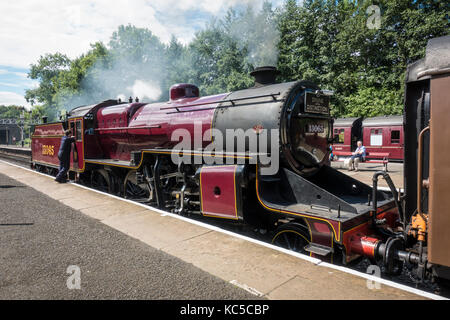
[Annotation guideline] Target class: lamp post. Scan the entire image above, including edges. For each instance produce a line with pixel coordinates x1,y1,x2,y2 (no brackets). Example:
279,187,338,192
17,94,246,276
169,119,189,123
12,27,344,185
19,112,24,147
27,110,32,147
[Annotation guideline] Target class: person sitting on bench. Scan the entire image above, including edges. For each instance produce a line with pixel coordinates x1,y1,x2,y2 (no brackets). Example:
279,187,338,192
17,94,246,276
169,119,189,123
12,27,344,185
348,140,366,171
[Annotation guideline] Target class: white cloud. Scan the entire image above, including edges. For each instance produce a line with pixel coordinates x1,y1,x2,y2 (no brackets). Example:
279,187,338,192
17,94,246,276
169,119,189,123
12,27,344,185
0,91,32,109
0,0,284,109
0,0,275,69
0,82,21,88
11,71,29,78
0,69,29,78
0,67,39,91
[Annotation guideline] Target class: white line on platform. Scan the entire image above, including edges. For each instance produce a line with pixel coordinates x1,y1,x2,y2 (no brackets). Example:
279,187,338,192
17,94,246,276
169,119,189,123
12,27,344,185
0,159,445,300
229,280,264,297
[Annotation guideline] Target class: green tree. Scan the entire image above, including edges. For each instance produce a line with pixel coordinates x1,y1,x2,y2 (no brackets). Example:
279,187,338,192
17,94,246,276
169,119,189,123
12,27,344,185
277,0,449,117
277,0,301,81
26,1,449,119
0,105,26,119
53,42,109,109
189,18,253,95
25,53,71,107
162,36,196,100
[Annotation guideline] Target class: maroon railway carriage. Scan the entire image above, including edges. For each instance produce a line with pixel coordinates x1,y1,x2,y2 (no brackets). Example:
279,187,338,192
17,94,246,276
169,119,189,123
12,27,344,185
362,116,404,161
331,117,363,157
331,115,404,162
31,66,402,270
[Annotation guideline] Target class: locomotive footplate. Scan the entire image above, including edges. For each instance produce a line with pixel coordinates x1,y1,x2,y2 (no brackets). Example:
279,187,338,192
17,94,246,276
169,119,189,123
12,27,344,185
257,165,399,262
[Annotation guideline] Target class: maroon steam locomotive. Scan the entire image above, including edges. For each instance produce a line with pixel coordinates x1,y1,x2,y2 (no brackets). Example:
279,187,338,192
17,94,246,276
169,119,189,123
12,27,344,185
31,43,450,284
31,66,399,267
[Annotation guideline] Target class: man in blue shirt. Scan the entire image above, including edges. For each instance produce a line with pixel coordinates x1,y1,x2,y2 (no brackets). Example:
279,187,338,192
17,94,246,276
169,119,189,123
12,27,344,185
55,130,75,183
348,140,366,171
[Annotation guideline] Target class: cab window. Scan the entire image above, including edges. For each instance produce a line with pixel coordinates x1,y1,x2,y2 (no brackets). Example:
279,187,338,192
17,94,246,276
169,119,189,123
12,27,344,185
76,121,82,141
70,122,75,137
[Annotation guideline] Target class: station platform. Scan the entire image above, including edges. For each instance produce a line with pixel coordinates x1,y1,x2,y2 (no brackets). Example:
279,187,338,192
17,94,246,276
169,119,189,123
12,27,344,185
0,144,30,150
331,161,403,189
0,145,31,163
0,160,437,300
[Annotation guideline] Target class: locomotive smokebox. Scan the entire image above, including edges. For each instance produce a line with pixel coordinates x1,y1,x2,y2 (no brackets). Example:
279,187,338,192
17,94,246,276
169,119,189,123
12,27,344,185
250,66,280,87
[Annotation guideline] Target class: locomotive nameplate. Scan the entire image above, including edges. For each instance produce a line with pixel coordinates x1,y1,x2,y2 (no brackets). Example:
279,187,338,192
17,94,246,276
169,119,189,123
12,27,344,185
304,92,329,114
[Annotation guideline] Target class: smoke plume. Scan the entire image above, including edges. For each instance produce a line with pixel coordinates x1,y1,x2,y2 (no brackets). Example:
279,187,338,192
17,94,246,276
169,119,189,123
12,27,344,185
57,2,281,113
227,3,280,66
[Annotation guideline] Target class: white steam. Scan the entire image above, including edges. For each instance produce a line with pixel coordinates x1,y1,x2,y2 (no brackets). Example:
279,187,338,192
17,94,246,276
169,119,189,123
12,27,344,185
228,3,280,66
127,80,162,101
57,3,280,113
116,94,126,102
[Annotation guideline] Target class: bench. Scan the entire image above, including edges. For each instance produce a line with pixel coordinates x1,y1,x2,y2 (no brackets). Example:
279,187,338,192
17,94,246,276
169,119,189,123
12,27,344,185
363,152,390,172
332,151,390,172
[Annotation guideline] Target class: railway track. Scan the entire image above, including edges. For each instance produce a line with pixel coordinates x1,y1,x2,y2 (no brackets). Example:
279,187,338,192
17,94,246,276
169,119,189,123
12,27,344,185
0,148,448,299
0,147,31,166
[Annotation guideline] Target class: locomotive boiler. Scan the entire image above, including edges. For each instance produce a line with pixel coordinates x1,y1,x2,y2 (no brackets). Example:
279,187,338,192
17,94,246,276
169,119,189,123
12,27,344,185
32,66,403,272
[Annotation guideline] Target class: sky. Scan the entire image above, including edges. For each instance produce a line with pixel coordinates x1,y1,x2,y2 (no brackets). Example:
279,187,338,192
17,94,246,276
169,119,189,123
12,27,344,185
0,0,284,109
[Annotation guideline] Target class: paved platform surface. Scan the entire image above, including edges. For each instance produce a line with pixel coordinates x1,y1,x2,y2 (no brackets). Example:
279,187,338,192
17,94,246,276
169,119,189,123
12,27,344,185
0,161,425,299
0,173,258,300
331,161,403,189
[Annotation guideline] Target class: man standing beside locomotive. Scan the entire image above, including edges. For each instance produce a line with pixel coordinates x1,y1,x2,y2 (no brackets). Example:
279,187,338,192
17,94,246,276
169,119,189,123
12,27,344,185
348,140,366,171
55,130,75,183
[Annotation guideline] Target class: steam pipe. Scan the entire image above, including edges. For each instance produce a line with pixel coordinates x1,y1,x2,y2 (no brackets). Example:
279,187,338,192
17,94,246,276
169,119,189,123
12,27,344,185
372,171,405,230
153,156,163,208
144,165,155,202
160,92,282,111
417,126,430,220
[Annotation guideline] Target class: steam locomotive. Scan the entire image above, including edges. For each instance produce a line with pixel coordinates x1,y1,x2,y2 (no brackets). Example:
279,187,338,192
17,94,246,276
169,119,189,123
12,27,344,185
31,36,450,284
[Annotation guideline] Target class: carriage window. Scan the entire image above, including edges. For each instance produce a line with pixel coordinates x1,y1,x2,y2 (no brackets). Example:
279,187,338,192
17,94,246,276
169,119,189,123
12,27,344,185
391,130,400,144
333,129,345,144
370,129,383,146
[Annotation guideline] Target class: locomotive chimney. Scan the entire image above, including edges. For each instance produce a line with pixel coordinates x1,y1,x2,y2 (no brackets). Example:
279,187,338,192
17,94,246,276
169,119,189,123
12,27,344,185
250,66,279,87
42,116,48,124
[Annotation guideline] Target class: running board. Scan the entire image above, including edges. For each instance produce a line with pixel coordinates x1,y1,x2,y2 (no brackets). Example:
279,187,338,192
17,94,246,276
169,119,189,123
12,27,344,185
304,243,333,256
